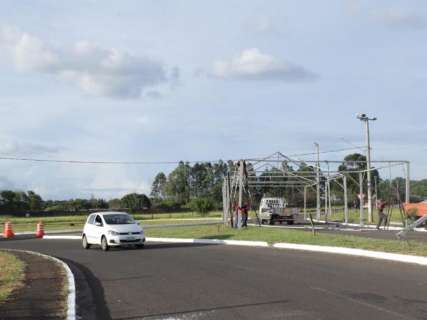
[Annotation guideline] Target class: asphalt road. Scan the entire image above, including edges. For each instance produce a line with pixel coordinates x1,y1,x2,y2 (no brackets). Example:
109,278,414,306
1,238,427,320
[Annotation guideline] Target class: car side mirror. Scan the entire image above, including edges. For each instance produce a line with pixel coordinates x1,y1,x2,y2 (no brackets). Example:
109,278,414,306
95,222,102,227
136,221,141,225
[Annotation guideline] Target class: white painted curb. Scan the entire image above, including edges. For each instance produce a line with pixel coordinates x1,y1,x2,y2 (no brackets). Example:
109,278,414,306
42,234,427,267
146,237,269,247
273,243,427,266
43,235,269,247
4,249,76,320
44,235,81,240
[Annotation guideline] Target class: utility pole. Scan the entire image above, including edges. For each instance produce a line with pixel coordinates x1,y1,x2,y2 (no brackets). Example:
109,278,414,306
237,160,244,229
324,178,328,223
303,186,307,221
328,179,332,217
405,161,410,203
343,175,348,224
315,142,320,220
359,171,364,227
357,113,377,223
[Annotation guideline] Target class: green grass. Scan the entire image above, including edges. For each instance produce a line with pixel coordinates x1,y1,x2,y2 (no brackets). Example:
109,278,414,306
0,251,25,303
0,211,222,232
326,208,407,225
145,224,427,257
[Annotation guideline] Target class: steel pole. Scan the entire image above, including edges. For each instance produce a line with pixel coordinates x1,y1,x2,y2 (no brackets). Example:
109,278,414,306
405,162,410,203
315,143,320,220
359,172,364,227
237,160,244,229
303,186,307,221
343,175,348,224
325,178,329,223
365,120,373,223
222,177,227,225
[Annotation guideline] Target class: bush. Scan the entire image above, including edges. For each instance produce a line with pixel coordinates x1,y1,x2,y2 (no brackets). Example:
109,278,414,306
155,199,182,211
189,197,214,215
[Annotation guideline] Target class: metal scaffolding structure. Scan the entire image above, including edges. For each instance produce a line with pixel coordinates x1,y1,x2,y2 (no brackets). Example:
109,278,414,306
222,152,410,229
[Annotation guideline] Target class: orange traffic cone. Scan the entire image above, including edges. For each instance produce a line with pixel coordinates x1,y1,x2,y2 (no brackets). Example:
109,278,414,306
3,221,15,238
36,221,44,238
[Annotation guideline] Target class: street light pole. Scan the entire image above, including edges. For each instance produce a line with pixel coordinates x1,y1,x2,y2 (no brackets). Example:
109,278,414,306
366,120,374,223
357,113,377,224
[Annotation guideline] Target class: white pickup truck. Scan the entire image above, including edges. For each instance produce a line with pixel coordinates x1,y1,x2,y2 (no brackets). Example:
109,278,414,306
258,197,296,225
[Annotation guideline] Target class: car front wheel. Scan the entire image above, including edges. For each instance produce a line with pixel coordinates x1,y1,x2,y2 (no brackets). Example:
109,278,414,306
101,236,109,251
82,235,90,249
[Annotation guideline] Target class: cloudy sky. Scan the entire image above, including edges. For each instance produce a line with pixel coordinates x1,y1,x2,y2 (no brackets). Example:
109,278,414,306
0,0,426,199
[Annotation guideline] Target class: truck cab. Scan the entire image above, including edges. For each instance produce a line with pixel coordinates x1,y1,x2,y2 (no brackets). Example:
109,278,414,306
259,197,295,225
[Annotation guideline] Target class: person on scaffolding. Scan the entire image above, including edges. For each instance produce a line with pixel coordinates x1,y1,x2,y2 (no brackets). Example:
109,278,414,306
376,199,387,230
241,203,249,228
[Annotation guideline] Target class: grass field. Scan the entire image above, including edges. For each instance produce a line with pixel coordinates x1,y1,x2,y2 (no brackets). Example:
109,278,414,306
300,207,409,225
0,211,222,233
0,251,25,303
145,224,427,257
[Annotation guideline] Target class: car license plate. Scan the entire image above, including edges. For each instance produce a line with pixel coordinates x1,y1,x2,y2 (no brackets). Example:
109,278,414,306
126,236,135,240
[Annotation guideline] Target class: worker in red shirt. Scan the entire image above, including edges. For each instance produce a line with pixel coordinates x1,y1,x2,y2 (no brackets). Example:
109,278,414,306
241,204,249,228
376,199,387,230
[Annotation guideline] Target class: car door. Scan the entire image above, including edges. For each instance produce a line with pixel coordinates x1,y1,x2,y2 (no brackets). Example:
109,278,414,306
84,214,95,243
93,214,104,245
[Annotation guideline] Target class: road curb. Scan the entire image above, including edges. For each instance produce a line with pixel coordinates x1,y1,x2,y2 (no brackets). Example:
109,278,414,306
4,249,76,320
44,235,81,240
41,234,427,267
43,235,270,247
273,243,427,266
146,237,269,247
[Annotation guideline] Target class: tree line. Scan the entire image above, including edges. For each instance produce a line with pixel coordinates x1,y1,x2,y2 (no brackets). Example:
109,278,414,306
1,154,426,215
0,191,152,216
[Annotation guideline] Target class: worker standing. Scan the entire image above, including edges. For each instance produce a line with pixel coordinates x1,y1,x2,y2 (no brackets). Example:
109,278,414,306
376,199,387,230
241,204,249,228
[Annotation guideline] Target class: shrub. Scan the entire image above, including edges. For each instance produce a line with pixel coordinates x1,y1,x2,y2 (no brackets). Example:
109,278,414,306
189,197,214,215
156,199,182,211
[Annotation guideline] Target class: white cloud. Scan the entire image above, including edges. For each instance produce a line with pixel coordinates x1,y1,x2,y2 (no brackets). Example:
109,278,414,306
0,140,61,156
84,167,151,199
373,9,425,29
0,26,177,99
346,2,426,30
0,176,15,190
210,48,316,81
245,16,283,36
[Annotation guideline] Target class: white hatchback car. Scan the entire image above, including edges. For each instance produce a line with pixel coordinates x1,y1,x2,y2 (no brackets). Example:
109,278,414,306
82,211,145,251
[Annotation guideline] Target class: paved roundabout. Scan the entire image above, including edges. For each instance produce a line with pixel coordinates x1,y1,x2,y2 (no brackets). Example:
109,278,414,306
1,237,427,320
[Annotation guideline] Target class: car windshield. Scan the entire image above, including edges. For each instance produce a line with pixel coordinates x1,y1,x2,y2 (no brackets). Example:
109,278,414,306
103,214,135,225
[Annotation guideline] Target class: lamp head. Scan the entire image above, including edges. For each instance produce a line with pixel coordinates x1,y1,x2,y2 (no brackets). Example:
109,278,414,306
356,113,367,120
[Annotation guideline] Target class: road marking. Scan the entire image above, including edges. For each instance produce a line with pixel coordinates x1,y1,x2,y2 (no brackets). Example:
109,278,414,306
44,235,81,240
273,243,427,266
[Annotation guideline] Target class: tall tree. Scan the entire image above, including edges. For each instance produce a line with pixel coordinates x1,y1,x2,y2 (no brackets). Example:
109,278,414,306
27,191,43,211
150,172,167,199
165,161,191,204
338,153,380,201
121,193,151,211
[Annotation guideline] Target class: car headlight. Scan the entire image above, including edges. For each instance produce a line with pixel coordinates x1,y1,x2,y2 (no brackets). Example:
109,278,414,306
108,230,119,236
